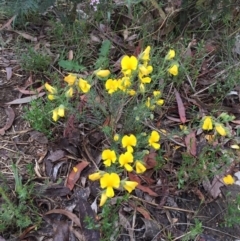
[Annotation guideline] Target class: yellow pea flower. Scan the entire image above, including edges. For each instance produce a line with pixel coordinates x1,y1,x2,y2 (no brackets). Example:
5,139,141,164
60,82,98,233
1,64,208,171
139,83,145,93
52,105,65,122
156,99,164,106
100,173,120,198
64,74,77,86
58,105,65,117
105,79,119,94
230,145,239,149
139,65,153,76
139,73,151,84
148,130,160,150
165,49,175,60
141,46,151,61
79,78,91,93
119,152,134,171
215,123,227,136
223,174,234,185
128,89,136,96
48,94,56,101
122,134,137,153
122,181,138,193
135,161,146,174
113,134,119,141
168,64,178,76
89,172,104,181
65,87,74,98
45,82,57,94
153,91,161,97
52,108,59,122
102,149,117,167
100,192,108,206
202,116,213,131
95,69,111,78
121,55,138,75
146,97,155,110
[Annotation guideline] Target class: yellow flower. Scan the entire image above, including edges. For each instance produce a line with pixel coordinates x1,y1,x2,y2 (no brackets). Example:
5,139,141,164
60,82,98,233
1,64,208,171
119,152,134,171
128,89,136,96
148,131,160,150
95,69,111,78
89,172,103,181
223,174,234,185
65,87,74,98
215,123,227,136
168,64,178,76
139,83,145,92
102,149,117,167
165,49,175,60
156,99,164,106
141,46,151,61
64,74,77,86
52,105,65,122
146,97,155,110
48,94,56,101
230,144,239,149
135,161,146,174
118,77,131,91
58,105,65,117
122,181,138,193
114,134,119,141
100,192,108,206
105,79,119,94
139,73,151,84
153,91,161,97
100,173,120,198
78,78,91,93
139,65,153,76
122,134,137,153
202,116,213,131
45,83,57,94
121,55,138,75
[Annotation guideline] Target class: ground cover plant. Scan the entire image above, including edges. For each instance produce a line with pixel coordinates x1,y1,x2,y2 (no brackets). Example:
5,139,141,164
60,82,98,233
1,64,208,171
1,0,240,240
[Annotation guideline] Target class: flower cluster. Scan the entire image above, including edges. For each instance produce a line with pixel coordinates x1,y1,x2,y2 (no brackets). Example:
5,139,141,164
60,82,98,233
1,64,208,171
97,46,154,95
165,49,179,76
44,74,91,122
88,131,161,206
201,113,234,137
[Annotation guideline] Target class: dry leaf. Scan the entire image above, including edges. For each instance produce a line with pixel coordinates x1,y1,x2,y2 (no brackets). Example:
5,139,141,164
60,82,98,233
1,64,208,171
0,107,15,135
0,15,16,30
185,131,197,156
6,67,12,80
45,209,81,227
68,50,73,60
119,211,134,241
174,88,186,123
14,30,37,42
128,173,158,197
66,161,89,190
17,85,44,95
5,92,45,105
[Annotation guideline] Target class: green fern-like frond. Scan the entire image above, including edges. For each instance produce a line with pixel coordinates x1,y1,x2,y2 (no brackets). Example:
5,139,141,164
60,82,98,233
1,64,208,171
95,40,111,69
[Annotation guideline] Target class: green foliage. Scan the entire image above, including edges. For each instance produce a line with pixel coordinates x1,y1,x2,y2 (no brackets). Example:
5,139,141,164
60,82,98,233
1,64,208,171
0,0,55,16
24,98,53,136
177,146,232,189
20,47,51,73
182,219,203,241
85,196,128,241
224,193,240,227
94,40,111,69
58,59,86,72
0,164,41,234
